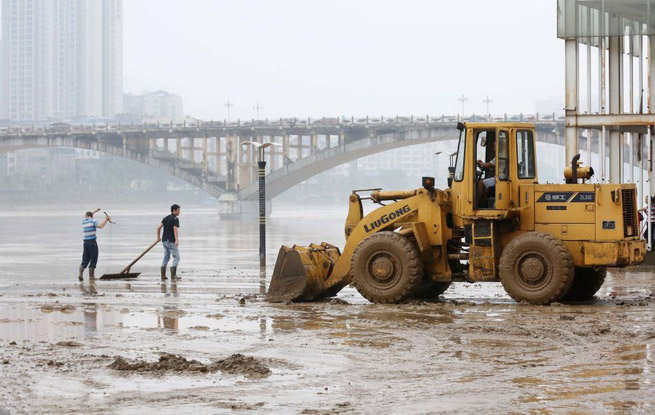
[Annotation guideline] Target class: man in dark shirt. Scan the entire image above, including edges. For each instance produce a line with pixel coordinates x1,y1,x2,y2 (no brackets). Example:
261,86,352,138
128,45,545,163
157,204,181,280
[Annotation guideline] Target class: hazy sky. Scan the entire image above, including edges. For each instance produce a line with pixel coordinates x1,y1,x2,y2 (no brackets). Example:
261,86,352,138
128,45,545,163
124,1,563,120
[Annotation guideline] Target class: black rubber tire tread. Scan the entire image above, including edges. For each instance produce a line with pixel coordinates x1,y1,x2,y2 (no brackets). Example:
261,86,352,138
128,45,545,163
499,232,575,305
351,231,423,303
414,280,452,299
561,267,607,302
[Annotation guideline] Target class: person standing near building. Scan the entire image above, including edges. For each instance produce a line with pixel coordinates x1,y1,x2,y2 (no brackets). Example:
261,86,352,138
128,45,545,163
640,196,655,246
78,208,111,281
157,204,181,280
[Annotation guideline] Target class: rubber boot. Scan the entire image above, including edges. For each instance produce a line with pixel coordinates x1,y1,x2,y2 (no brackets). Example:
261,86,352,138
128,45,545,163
89,268,96,279
78,266,84,281
171,266,180,280
160,266,168,280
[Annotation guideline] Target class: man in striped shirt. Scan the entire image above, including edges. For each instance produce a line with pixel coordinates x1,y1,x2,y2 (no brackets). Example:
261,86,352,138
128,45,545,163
640,196,655,247
78,209,111,281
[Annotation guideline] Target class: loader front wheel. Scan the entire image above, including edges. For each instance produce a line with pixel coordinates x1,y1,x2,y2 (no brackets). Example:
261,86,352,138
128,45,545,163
499,232,574,305
561,267,606,302
351,232,423,303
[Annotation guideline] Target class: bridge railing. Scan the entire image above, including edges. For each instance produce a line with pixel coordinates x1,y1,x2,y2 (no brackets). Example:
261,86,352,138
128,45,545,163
0,113,565,136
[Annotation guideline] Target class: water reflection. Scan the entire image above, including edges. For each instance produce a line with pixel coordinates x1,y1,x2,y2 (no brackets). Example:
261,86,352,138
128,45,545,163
79,279,97,297
78,280,99,336
259,268,266,295
157,307,180,332
82,303,98,335
159,280,179,298
157,279,180,331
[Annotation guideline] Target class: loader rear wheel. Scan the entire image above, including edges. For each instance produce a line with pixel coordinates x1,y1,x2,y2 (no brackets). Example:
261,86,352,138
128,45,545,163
499,232,574,305
562,267,606,302
414,280,451,300
351,232,423,303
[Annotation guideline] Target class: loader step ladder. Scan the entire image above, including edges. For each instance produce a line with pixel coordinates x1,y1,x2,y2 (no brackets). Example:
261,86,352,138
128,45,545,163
467,221,498,282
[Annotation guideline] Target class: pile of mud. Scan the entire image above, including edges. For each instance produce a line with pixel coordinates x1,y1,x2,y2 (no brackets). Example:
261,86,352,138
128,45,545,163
56,341,82,348
110,353,209,373
40,303,75,313
109,353,271,378
213,353,271,378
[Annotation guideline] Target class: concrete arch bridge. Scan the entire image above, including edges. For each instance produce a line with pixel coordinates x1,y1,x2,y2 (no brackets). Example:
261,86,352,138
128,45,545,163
0,116,571,214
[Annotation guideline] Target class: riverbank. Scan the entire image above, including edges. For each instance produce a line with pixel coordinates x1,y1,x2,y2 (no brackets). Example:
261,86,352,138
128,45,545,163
1,266,653,414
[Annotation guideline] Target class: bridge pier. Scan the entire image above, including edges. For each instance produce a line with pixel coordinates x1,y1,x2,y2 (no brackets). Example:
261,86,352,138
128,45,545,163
217,193,272,218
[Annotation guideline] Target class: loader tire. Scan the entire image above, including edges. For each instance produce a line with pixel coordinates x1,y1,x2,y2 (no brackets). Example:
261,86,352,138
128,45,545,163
562,267,606,302
351,232,423,303
499,232,574,305
414,280,451,300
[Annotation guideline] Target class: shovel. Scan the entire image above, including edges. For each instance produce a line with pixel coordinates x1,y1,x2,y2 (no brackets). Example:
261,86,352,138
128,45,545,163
100,240,160,280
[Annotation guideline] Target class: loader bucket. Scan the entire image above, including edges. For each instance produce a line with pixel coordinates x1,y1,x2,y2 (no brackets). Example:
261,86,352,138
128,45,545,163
266,242,343,303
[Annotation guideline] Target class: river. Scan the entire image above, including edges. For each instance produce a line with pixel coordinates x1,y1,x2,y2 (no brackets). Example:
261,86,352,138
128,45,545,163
0,203,349,284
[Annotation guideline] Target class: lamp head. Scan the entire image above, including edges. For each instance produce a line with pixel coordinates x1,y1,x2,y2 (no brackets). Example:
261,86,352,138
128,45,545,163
260,142,282,149
241,141,262,149
241,141,282,149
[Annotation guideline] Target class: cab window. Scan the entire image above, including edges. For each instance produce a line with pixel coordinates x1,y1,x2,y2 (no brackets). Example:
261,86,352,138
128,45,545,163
497,130,509,181
454,129,466,181
475,130,495,180
517,130,535,179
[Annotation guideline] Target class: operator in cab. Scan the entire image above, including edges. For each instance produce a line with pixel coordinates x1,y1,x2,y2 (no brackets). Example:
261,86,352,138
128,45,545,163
476,135,496,208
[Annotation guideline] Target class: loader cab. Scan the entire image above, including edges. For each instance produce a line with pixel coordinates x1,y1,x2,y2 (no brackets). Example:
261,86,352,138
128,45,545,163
474,130,499,209
451,122,537,219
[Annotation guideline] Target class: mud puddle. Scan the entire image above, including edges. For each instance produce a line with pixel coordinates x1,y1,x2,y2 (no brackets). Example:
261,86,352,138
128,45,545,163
0,300,268,343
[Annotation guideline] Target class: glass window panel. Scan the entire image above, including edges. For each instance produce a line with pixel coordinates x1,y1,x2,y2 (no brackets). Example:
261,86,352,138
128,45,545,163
454,129,466,182
558,0,654,39
517,130,536,179
498,130,509,181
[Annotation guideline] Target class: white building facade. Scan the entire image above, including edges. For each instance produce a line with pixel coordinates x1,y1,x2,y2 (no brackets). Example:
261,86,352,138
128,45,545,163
124,90,184,121
1,0,123,122
356,141,455,178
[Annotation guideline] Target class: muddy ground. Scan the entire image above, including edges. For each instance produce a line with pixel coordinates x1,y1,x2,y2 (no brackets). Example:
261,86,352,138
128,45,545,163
1,267,654,415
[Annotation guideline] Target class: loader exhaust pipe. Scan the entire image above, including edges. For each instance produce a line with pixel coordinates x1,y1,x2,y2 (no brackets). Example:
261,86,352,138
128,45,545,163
564,154,594,184
569,154,580,184
564,154,581,184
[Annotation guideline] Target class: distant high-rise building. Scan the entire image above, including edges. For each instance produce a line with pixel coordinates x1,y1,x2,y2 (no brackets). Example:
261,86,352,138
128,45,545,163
124,90,184,121
1,0,123,122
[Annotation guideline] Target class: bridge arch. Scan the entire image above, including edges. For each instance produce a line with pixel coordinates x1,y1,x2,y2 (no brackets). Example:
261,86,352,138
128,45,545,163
238,124,565,200
0,121,567,203
238,128,459,200
0,135,227,198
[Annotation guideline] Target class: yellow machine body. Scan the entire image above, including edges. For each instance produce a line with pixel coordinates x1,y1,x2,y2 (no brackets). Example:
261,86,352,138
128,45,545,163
518,183,643,266
267,122,645,304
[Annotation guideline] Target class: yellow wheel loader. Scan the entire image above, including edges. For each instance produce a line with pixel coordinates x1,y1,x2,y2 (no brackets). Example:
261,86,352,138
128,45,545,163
267,122,645,305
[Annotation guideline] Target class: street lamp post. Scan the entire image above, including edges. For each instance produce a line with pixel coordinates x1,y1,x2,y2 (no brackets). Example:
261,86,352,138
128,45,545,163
224,100,233,122
253,103,263,120
483,96,493,120
458,94,468,119
241,141,282,272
